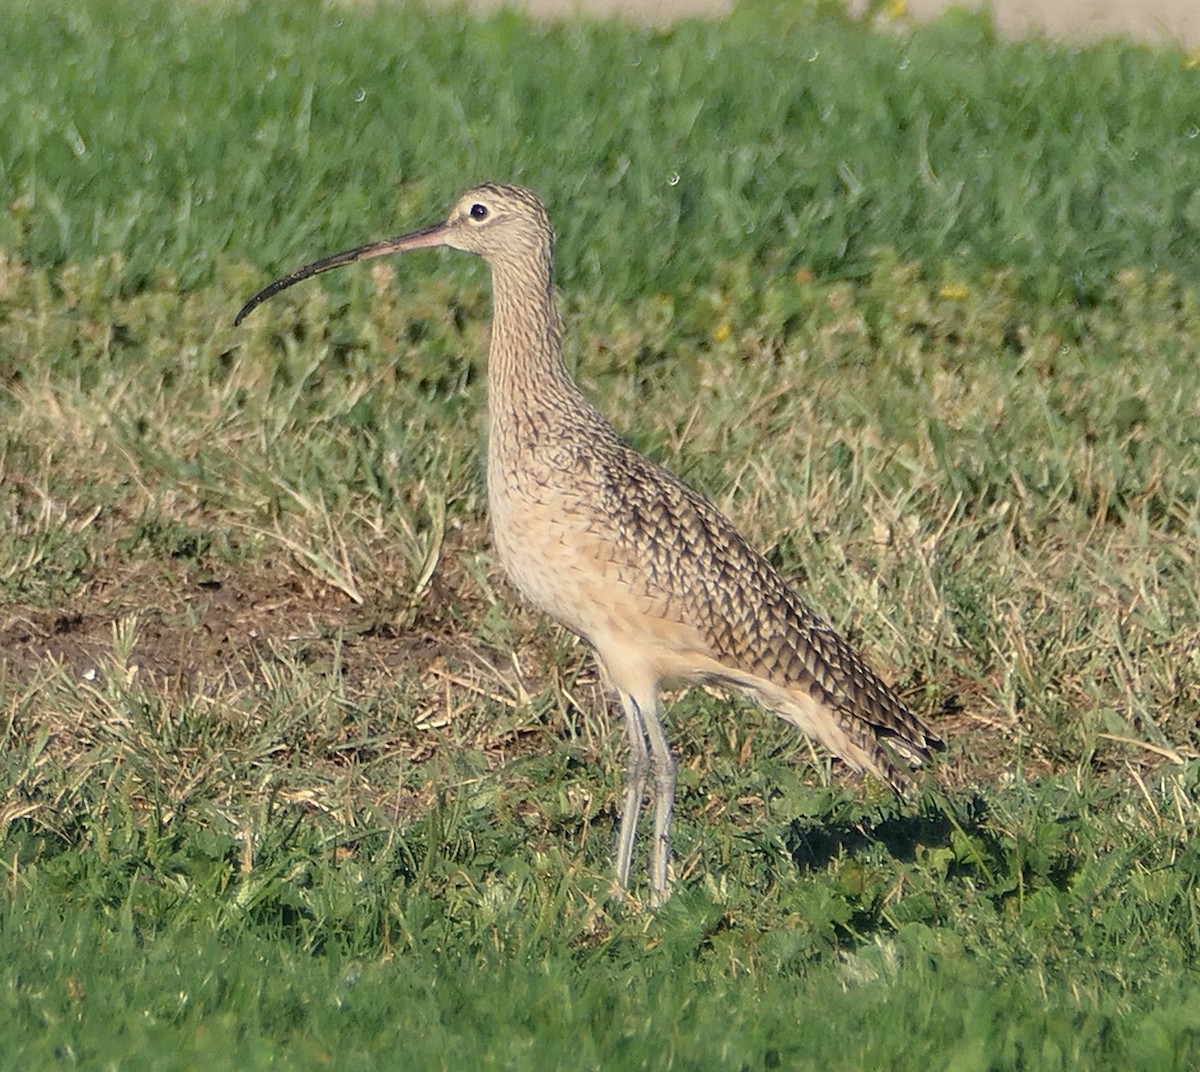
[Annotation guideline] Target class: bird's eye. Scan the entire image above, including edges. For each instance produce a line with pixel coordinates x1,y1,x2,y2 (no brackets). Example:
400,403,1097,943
469,203,489,221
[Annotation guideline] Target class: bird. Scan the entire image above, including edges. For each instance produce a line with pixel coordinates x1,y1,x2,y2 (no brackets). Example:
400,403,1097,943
235,182,943,902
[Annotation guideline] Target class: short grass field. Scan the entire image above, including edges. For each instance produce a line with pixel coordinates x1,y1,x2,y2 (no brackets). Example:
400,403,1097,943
4,0,1200,1066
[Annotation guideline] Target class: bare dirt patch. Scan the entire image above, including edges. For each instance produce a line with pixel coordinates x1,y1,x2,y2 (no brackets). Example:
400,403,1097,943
0,527,530,730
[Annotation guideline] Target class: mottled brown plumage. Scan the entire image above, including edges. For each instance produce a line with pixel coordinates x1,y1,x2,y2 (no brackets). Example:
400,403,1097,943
236,181,943,902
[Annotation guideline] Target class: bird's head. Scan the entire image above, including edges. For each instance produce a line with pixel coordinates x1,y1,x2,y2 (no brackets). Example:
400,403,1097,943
234,182,552,326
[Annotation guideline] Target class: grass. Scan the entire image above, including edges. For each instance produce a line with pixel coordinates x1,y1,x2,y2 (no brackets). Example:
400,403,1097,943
4,0,1200,299
2,0,1200,1066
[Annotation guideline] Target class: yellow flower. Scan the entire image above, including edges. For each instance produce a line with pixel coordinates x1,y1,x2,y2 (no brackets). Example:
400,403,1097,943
886,0,907,18
939,283,969,301
712,320,732,343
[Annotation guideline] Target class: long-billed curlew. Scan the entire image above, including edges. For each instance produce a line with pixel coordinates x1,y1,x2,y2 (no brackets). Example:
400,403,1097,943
236,182,943,901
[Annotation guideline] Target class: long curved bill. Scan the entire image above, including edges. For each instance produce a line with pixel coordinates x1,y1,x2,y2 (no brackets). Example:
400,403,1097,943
233,221,449,326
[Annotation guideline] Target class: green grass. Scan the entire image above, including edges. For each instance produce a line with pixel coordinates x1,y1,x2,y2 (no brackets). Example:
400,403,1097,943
3,0,1200,1066
4,0,1200,299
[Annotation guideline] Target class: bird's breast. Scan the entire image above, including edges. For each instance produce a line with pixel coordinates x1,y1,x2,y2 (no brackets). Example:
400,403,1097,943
487,438,599,623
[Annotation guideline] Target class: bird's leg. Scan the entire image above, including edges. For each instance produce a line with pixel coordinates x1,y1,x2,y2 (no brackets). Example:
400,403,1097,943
615,690,650,889
639,695,677,903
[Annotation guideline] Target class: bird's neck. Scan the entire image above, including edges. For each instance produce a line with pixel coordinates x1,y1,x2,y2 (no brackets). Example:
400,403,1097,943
485,254,588,423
